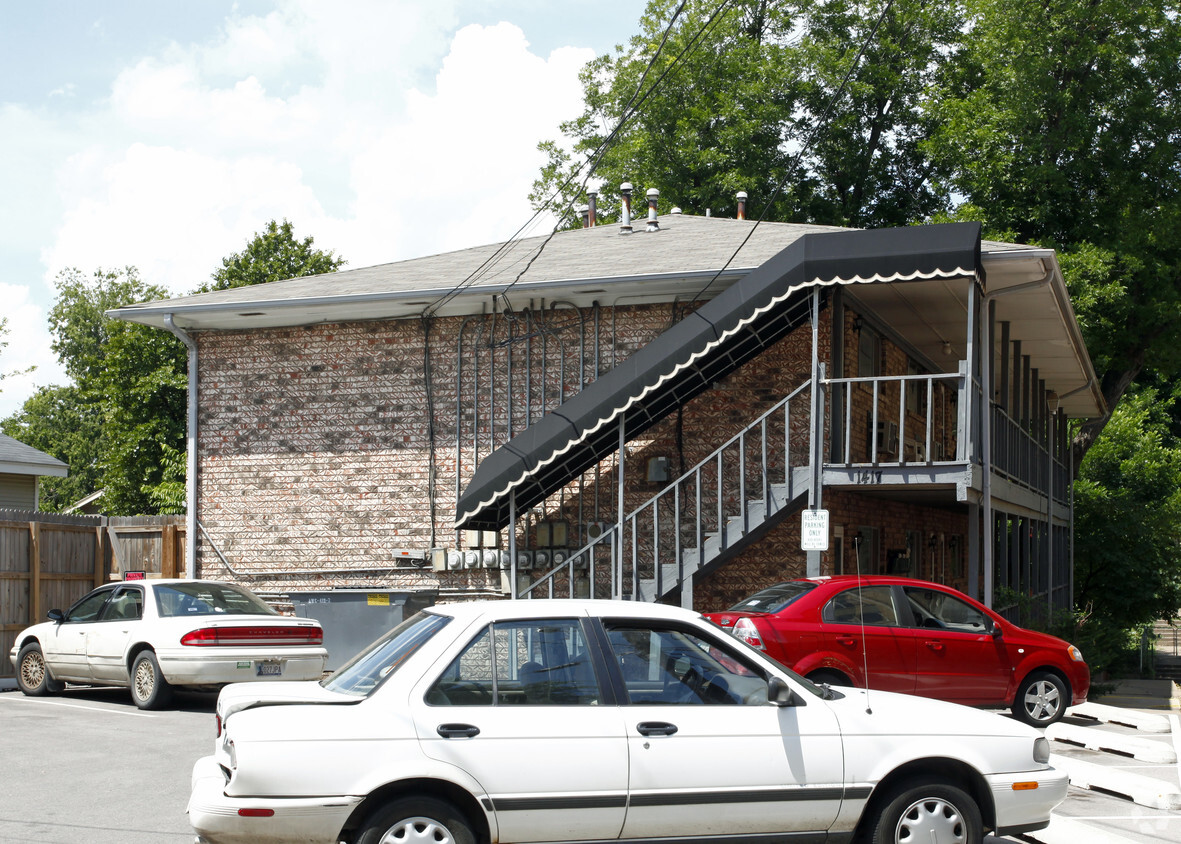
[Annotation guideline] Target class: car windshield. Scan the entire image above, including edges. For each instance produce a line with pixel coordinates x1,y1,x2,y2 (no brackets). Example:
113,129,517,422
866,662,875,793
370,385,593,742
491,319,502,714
322,611,450,697
155,582,278,617
726,581,817,614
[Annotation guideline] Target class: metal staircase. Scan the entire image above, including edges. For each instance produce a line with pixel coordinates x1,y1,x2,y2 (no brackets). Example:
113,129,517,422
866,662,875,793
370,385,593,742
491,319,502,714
520,379,814,606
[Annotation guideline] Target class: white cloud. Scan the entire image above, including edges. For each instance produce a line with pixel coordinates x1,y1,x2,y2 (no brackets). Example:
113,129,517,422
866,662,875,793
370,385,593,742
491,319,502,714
2,0,622,418
0,284,67,417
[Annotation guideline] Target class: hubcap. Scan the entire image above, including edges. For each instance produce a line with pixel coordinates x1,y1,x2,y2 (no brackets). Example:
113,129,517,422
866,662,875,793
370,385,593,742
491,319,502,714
20,652,45,689
134,660,155,701
1024,679,1061,722
895,796,965,844
379,816,455,844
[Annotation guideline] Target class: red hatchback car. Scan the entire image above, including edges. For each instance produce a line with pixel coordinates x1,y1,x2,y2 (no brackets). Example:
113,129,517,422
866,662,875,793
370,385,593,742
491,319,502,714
705,575,1089,726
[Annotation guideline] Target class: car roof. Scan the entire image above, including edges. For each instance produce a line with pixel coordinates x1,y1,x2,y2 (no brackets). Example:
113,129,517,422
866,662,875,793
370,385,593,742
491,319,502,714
425,598,702,625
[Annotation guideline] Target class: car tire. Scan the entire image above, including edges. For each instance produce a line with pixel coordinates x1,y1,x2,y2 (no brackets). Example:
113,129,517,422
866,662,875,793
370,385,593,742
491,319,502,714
867,777,982,844
16,643,64,696
357,796,476,844
1013,670,1069,726
129,650,173,710
806,669,851,687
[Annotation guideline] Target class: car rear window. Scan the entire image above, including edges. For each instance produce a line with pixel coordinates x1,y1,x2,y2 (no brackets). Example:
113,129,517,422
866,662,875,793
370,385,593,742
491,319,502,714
726,581,817,613
155,582,278,617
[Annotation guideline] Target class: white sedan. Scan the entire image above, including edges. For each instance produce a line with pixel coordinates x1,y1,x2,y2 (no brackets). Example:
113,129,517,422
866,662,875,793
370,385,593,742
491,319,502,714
10,579,327,709
189,599,1066,844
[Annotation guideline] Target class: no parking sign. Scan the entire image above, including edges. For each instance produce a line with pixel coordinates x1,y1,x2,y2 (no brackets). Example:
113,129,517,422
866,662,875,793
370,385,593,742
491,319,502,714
800,509,829,551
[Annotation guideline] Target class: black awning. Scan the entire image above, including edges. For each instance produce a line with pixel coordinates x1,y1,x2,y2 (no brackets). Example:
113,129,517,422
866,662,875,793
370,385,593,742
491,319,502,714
455,222,982,530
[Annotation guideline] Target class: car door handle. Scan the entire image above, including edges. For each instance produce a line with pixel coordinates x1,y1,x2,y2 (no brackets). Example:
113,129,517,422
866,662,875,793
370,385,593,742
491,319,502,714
836,636,857,647
924,641,944,651
636,721,678,737
437,723,480,739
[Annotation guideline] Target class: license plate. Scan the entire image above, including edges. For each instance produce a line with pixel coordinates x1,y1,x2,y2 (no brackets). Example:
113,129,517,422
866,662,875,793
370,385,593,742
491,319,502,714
255,660,283,677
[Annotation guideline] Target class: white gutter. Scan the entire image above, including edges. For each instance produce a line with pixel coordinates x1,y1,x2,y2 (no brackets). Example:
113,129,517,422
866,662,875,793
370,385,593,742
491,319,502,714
164,314,198,578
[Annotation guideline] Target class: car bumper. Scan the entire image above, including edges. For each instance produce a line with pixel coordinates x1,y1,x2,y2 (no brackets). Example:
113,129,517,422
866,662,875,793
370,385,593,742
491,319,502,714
157,647,327,685
987,766,1070,835
189,755,360,844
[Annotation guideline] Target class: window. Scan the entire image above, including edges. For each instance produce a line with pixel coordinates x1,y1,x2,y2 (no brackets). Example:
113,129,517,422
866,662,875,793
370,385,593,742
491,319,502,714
154,582,278,617
102,587,143,621
324,612,449,697
66,589,113,623
604,624,768,705
426,618,600,706
858,324,882,378
903,587,989,633
823,586,899,626
906,359,925,415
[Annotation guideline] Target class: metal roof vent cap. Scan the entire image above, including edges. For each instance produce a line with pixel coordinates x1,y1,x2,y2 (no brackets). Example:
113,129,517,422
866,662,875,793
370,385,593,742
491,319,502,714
736,191,748,220
646,188,660,232
620,183,633,234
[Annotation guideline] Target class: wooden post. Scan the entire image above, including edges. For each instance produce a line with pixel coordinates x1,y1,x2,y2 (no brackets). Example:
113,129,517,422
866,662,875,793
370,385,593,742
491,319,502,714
29,521,41,625
95,525,107,588
162,524,178,579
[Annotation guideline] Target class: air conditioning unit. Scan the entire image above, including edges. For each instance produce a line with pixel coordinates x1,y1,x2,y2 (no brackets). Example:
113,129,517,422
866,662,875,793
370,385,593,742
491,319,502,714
875,421,899,455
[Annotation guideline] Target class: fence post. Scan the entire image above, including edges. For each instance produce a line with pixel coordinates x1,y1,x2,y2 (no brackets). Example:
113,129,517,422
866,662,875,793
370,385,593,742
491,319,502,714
163,524,178,578
29,521,41,625
95,523,107,588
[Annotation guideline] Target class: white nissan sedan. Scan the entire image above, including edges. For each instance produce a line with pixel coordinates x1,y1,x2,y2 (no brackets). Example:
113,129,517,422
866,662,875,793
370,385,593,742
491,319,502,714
10,579,327,709
189,599,1066,844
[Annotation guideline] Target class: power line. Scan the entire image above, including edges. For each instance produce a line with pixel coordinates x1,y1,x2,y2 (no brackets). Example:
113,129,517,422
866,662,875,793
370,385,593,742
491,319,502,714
689,0,898,305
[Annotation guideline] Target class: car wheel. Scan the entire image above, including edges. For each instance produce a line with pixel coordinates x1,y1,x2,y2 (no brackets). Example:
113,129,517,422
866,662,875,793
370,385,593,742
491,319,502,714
806,669,851,687
868,778,982,844
1013,670,1068,726
16,643,64,696
358,796,476,844
129,651,173,710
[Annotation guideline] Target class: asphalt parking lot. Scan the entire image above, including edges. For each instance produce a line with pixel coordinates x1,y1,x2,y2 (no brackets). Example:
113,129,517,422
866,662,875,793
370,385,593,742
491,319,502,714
0,679,1178,844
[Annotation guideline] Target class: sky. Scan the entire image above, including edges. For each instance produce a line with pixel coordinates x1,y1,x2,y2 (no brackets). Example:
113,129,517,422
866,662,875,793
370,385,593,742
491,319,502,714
0,0,645,420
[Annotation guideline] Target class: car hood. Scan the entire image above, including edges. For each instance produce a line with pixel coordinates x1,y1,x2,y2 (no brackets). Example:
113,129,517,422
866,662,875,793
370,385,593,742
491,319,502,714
217,679,359,720
820,683,1038,739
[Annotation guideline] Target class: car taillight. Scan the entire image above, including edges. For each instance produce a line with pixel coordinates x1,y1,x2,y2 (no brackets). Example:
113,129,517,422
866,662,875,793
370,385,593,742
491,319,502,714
216,713,222,737
180,626,323,646
733,617,765,650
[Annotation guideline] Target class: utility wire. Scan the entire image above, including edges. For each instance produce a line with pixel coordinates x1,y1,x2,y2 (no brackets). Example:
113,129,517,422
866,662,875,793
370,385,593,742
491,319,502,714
689,0,897,305
422,0,736,319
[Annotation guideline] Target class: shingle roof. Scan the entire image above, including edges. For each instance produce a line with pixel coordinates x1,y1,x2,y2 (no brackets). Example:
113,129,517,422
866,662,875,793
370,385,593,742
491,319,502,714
0,434,69,477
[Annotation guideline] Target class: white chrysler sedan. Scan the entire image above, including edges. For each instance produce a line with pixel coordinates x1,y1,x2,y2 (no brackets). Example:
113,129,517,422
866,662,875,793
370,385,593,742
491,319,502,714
10,579,327,709
190,599,1066,844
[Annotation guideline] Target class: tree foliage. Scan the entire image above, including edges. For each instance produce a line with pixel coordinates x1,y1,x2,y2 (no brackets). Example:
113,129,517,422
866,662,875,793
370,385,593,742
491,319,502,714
1073,390,1181,632
3,221,345,515
0,385,101,512
201,219,345,292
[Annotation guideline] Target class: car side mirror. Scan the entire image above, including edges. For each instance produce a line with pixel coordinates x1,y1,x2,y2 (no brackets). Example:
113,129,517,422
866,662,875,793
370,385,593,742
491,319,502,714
768,676,798,707
48,609,65,623
989,619,1002,638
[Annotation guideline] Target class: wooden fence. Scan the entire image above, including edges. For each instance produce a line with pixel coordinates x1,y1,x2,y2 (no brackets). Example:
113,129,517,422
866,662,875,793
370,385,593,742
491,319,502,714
0,510,185,680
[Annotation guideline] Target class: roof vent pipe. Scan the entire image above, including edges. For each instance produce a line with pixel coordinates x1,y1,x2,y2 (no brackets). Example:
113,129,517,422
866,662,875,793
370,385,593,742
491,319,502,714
736,191,747,220
579,205,590,228
587,189,598,227
646,188,660,232
620,183,633,234
671,207,682,215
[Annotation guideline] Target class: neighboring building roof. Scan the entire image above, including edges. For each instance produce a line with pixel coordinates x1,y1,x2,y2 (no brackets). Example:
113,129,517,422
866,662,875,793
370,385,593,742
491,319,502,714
106,213,1103,418
0,433,69,477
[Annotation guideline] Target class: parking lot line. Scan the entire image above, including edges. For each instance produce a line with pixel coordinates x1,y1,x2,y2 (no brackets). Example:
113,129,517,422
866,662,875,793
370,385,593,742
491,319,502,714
0,693,155,716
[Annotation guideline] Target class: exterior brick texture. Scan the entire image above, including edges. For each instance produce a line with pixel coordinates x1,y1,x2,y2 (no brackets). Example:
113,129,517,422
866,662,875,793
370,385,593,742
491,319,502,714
193,295,972,609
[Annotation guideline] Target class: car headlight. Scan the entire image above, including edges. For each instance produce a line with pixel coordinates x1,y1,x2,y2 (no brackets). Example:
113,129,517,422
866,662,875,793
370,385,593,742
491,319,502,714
1067,645,1084,663
1034,737,1050,764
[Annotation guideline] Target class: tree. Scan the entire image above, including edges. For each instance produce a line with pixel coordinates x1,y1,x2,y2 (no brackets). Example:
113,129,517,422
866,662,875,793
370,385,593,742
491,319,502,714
47,267,187,515
0,315,33,388
532,0,962,230
925,0,1181,469
0,385,102,512
1073,389,1181,638
201,219,346,292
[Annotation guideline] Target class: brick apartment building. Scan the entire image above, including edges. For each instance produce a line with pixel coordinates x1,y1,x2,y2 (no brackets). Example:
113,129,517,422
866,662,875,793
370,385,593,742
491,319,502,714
110,205,1104,619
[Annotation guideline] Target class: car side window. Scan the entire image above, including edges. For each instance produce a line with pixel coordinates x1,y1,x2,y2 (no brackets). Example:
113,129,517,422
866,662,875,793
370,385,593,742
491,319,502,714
425,618,600,706
102,587,143,621
822,586,899,626
604,623,769,706
65,589,114,623
904,587,989,633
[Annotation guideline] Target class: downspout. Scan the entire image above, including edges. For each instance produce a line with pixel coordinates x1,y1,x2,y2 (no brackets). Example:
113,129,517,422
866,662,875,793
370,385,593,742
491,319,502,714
980,269,1054,607
164,314,197,579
